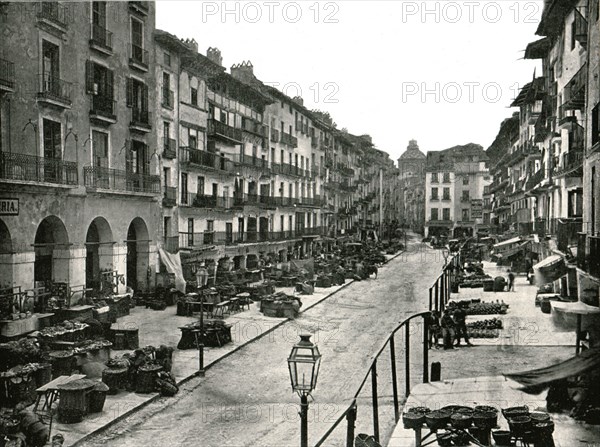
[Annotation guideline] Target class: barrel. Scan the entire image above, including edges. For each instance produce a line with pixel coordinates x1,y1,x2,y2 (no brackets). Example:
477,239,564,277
48,351,75,379
101,367,128,395
57,379,96,424
136,364,162,394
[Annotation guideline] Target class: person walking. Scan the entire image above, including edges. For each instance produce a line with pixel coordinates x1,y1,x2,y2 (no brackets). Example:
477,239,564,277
453,307,473,347
507,269,515,292
440,309,456,350
427,311,441,349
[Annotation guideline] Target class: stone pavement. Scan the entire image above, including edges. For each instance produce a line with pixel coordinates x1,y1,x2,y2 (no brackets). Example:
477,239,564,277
386,260,600,446
50,253,400,446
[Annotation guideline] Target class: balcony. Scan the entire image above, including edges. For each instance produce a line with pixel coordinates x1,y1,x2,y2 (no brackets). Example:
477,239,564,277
164,236,179,253
556,218,582,253
442,195,451,201
577,232,587,271
83,166,160,194
0,153,78,186
163,186,176,207
130,108,151,132
295,196,324,207
90,95,116,124
270,128,279,143
89,24,113,54
241,120,267,138
553,150,583,178
460,196,470,203
574,9,587,49
37,75,72,108
129,2,149,15
207,119,243,143
427,219,453,227
272,162,304,177
280,131,298,148
180,147,235,172
561,63,587,111
163,138,176,159
129,44,149,72
182,193,233,210
311,135,320,149
37,2,69,32
0,59,15,92
233,154,270,170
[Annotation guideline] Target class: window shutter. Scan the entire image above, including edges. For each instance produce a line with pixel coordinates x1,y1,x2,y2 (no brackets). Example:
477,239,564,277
126,78,133,107
107,70,114,99
142,84,148,111
85,60,94,94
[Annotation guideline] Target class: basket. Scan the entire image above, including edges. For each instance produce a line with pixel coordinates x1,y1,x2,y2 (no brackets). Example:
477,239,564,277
136,364,162,394
530,411,551,423
450,412,473,429
102,367,128,394
426,410,451,430
403,412,425,429
508,415,532,435
502,405,529,419
48,351,75,379
492,430,512,446
88,382,109,413
473,410,497,428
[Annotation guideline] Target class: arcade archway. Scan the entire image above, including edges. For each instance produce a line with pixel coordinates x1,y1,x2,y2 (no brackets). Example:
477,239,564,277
126,218,150,291
34,216,69,283
85,217,114,289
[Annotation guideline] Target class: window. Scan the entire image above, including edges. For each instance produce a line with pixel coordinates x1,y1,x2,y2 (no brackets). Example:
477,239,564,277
92,130,108,168
197,176,205,195
86,61,114,106
280,215,284,231
443,172,450,183
431,208,439,221
206,220,214,232
130,17,144,60
42,40,59,85
593,103,600,146
189,132,197,149
462,209,470,222
187,218,194,246
431,172,438,183
571,19,576,50
443,187,450,200
43,119,61,160
462,190,470,202
181,173,188,203
462,176,469,185
431,187,439,200
126,78,148,113
164,52,171,67
163,121,170,141
191,87,198,106
162,72,172,108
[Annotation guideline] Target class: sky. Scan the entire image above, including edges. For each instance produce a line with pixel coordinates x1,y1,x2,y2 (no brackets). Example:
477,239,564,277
156,0,543,161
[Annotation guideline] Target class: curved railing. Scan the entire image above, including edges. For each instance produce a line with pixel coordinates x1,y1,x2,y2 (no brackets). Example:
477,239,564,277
315,254,460,447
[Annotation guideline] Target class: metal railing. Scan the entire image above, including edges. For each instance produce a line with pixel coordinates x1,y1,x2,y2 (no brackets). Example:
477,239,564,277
233,154,270,170
179,147,235,172
271,128,280,143
37,2,69,28
0,58,15,90
38,75,72,105
280,131,298,148
163,186,177,206
163,138,176,159
181,192,233,209
556,218,583,253
316,257,457,446
129,44,149,68
179,227,326,248
83,166,160,194
129,1,149,12
131,108,151,128
0,153,78,185
162,89,174,109
90,24,112,50
90,95,116,119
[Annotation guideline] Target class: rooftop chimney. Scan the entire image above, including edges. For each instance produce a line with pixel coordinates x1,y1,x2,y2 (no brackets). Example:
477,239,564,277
407,139,419,151
206,47,223,66
230,61,255,83
181,38,198,53
292,96,304,107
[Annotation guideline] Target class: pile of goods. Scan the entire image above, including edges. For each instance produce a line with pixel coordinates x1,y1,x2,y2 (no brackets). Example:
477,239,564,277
466,318,503,338
492,406,555,446
71,339,113,355
36,320,89,343
260,292,302,318
448,299,508,316
403,405,501,445
177,320,232,349
0,339,43,370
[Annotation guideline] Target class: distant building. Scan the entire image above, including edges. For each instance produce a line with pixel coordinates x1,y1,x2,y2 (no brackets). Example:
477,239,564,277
424,144,491,239
398,140,426,234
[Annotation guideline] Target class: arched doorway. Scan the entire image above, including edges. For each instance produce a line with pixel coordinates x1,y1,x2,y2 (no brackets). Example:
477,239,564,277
0,219,13,288
126,218,149,291
34,216,69,283
85,217,113,290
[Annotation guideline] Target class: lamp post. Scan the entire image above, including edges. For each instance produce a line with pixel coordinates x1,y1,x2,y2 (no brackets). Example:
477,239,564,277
288,334,321,447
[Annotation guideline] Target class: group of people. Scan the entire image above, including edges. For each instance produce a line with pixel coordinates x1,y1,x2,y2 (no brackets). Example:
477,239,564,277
428,308,473,350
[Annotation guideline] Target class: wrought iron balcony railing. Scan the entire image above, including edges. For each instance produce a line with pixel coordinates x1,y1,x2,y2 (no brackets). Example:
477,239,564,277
0,153,78,185
163,186,177,207
181,192,233,209
37,2,69,29
38,75,72,106
0,58,15,91
83,166,160,194
179,147,235,172
162,89,174,109
129,44,149,69
270,128,280,143
163,138,176,159
130,108,151,129
207,119,243,142
280,131,298,148
90,95,116,120
90,24,112,51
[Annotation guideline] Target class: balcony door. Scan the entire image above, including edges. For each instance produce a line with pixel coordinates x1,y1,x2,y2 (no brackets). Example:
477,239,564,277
42,40,59,93
127,140,149,191
43,119,61,183
92,130,109,188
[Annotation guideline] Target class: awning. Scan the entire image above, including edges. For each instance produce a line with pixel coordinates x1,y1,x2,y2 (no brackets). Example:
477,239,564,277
503,241,530,258
493,236,522,249
533,254,568,283
158,248,186,294
551,300,600,316
504,347,600,392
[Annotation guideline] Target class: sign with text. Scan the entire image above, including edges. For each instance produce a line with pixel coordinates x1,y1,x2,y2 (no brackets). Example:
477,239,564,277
471,199,483,219
0,199,19,216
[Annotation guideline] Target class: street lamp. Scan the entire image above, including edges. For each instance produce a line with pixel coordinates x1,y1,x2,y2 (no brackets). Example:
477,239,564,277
288,334,322,447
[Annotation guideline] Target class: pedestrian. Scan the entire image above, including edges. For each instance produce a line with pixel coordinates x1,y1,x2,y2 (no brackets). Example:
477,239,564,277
507,269,515,292
427,311,441,349
453,307,473,347
440,309,455,350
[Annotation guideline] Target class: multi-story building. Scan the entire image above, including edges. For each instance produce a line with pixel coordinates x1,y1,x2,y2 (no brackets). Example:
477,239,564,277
397,140,426,234
424,144,491,239
0,1,161,295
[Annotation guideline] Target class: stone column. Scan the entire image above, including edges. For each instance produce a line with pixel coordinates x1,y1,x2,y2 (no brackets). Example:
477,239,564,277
113,244,128,294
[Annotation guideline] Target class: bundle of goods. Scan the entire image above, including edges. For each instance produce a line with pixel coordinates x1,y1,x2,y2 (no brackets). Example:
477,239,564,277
0,339,43,371
36,320,89,343
260,292,302,318
0,363,51,407
71,339,113,355
466,318,502,338
497,406,556,446
402,406,431,429
459,274,493,289
447,299,508,316
177,320,232,349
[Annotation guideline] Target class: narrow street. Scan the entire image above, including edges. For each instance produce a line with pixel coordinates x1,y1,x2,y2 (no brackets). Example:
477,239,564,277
79,236,444,447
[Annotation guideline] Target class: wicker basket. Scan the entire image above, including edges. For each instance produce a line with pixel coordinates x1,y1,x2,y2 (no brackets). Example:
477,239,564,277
88,382,109,413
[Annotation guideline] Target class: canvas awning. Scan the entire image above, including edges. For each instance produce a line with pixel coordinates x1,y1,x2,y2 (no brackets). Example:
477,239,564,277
158,248,187,294
533,254,568,283
551,300,600,316
504,347,600,391
493,236,522,249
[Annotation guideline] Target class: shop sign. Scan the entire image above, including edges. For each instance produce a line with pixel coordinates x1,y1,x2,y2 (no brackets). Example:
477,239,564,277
471,199,483,219
0,199,19,216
